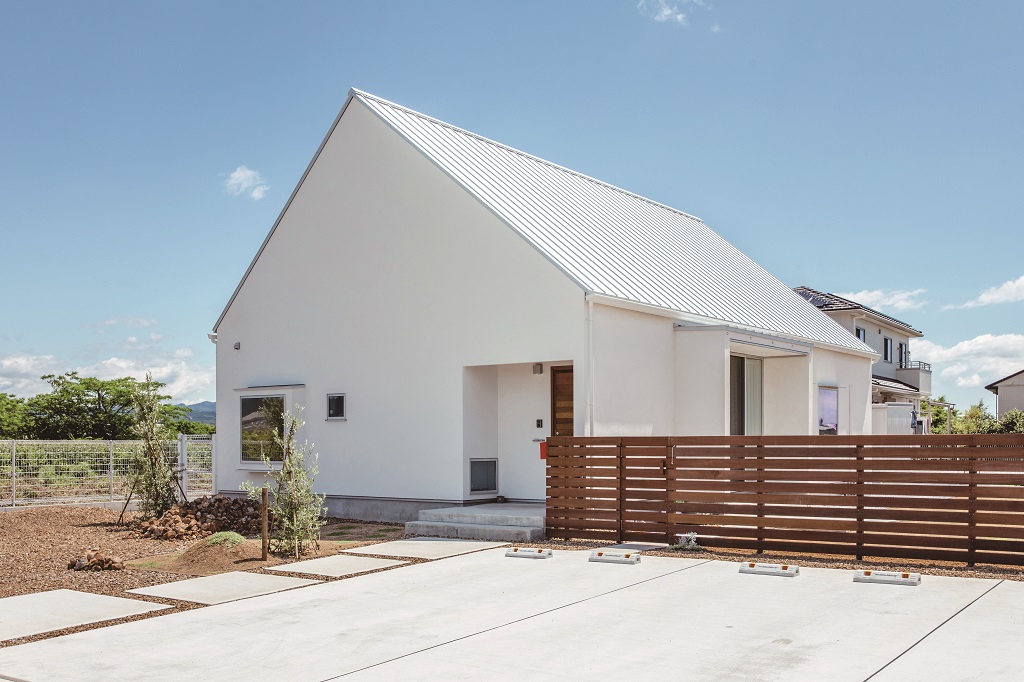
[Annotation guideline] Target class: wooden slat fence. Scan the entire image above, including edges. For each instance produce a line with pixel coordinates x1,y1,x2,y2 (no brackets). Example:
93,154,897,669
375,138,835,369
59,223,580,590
546,435,1024,566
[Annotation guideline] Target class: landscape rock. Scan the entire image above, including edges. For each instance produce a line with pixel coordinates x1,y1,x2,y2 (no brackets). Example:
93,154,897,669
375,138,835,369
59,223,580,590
134,496,265,541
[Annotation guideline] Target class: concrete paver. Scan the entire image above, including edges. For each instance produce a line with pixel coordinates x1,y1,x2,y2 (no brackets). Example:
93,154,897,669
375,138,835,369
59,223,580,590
0,553,1020,681
341,537,507,559
127,571,319,605
0,589,169,642
268,554,407,578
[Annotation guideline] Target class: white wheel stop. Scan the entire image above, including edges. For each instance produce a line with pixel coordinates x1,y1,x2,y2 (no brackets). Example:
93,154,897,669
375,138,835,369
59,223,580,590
589,550,641,564
738,562,800,577
853,570,921,586
505,547,553,559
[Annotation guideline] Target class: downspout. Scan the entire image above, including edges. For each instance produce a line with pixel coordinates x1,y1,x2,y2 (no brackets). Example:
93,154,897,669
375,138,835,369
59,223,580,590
586,296,596,436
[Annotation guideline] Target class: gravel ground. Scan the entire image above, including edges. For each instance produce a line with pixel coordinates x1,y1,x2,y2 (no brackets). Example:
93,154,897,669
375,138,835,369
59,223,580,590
0,505,408,648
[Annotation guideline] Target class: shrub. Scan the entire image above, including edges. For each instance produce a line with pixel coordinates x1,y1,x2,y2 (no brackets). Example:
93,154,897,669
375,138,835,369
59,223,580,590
242,405,326,558
124,375,181,518
206,531,246,549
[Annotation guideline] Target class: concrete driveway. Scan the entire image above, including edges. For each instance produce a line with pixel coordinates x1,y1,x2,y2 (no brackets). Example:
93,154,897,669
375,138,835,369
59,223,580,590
0,549,1020,681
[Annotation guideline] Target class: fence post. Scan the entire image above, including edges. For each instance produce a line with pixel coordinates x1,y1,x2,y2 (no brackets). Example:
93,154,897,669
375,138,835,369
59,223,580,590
617,440,624,543
178,434,188,501
109,441,115,501
855,444,864,561
10,440,15,508
756,441,764,555
967,437,977,567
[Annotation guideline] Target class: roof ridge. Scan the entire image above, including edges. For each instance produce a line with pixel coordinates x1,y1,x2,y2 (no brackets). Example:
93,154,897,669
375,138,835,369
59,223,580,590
351,88,704,224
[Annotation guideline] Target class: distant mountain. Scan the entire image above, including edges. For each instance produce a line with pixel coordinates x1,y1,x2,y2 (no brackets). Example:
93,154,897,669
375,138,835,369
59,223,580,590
176,400,216,425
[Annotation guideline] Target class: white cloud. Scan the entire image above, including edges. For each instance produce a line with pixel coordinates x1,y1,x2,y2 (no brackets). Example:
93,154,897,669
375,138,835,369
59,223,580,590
835,288,927,313
120,333,162,351
95,316,158,328
0,350,214,404
915,334,1024,392
947,275,1024,309
711,24,722,33
0,353,61,395
224,165,269,200
637,0,689,25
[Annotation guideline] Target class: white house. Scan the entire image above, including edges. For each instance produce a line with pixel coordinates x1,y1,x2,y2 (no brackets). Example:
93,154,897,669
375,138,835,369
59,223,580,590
211,89,877,521
987,370,1024,418
794,287,934,434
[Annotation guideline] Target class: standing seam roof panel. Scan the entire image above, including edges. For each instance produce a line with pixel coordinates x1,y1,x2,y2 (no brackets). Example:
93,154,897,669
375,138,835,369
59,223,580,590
354,91,870,352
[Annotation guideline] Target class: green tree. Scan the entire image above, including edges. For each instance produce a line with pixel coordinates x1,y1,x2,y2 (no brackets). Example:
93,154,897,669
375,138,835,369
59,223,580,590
923,397,955,434
954,401,998,434
996,409,1024,434
25,372,187,440
169,419,216,436
0,393,31,438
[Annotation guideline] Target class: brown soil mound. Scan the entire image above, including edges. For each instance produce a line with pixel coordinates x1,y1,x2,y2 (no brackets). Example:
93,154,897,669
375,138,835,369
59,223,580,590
172,538,267,575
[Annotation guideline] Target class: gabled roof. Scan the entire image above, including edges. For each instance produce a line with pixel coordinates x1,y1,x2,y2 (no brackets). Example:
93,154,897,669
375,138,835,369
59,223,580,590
986,368,1024,393
793,286,922,336
214,89,874,355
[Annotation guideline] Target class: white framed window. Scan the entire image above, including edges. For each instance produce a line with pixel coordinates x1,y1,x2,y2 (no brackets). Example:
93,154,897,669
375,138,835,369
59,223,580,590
883,337,893,363
240,395,285,462
818,387,839,435
898,342,908,367
855,326,866,342
327,393,347,421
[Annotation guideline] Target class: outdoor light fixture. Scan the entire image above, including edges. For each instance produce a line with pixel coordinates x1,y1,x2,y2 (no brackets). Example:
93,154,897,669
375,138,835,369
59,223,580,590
853,570,921,586
505,547,553,559
234,342,241,350
589,550,640,564
533,363,543,374
739,562,800,577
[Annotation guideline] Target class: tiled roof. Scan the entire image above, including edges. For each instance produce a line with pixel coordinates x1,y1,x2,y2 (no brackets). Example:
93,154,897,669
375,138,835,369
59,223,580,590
793,286,922,336
872,375,921,394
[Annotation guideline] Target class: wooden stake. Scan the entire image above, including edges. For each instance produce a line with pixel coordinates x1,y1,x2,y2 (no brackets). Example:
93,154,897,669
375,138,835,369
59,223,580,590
261,486,269,561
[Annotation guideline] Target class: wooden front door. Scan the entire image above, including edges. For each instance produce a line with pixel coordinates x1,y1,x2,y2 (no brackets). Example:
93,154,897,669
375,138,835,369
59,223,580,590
550,366,574,437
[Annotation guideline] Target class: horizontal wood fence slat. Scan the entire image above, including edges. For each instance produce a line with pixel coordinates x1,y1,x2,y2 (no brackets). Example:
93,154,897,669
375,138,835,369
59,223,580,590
546,435,1024,566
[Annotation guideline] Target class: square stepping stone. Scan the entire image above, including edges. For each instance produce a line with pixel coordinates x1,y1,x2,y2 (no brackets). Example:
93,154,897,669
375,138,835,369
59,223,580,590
128,571,318,605
341,538,507,560
268,554,407,578
0,589,170,642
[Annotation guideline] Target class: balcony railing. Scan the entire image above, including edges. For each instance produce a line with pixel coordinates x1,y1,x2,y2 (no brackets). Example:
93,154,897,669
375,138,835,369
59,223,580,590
899,358,931,371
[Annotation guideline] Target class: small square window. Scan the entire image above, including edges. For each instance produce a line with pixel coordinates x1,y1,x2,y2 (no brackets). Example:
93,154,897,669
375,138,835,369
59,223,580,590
883,337,893,363
855,326,866,342
327,394,346,420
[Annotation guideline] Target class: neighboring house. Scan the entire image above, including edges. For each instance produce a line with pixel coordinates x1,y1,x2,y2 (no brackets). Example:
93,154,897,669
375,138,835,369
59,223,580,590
211,89,877,521
794,286,933,434
986,370,1024,418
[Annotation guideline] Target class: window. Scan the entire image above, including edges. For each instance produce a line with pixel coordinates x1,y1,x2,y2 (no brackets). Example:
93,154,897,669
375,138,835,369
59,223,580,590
818,387,839,435
898,342,907,367
240,395,285,462
327,393,346,420
470,459,497,493
729,355,763,436
883,337,893,363
855,326,866,343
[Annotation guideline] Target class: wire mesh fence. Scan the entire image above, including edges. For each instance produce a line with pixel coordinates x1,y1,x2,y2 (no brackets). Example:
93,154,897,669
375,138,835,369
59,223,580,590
0,436,214,507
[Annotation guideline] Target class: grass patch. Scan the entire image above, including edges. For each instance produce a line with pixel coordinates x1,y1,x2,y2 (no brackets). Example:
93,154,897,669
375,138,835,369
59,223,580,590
205,531,246,549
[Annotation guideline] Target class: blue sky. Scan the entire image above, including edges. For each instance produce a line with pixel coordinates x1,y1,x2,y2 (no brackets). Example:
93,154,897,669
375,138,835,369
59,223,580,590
1,1,1022,410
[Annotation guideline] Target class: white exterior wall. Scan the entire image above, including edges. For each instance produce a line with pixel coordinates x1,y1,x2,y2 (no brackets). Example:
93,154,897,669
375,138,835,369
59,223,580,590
590,304,675,436
762,354,813,435
215,99,584,504
674,327,730,435
811,346,873,435
994,377,1024,418
827,310,912,381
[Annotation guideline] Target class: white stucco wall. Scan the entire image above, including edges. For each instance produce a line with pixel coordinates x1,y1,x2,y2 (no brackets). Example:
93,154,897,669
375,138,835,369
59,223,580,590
496,362,564,500
762,354,812,435
590,304,675,436
215,98,584,504
674,327,730,435
811,346,873,434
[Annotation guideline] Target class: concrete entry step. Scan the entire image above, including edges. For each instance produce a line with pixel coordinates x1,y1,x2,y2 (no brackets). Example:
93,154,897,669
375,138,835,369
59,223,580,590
405,503,546,541
405,520,545,542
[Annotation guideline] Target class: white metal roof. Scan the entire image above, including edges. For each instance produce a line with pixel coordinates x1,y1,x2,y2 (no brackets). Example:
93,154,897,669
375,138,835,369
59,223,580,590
352,90,871,353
